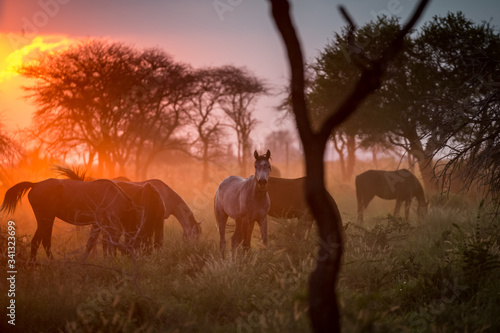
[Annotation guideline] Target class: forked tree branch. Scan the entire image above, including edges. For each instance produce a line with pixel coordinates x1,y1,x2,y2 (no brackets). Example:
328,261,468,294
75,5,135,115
268,1,430,331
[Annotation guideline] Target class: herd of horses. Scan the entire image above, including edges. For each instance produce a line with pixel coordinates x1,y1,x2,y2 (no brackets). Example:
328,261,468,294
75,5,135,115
0,150,428,261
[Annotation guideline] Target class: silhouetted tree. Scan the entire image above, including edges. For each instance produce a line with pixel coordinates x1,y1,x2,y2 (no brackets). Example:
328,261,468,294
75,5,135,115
20,40,140,176
129,48,193,179
417,13,500,202
306,16,414,182
268,0,429,331
307,12,500,193
20,40,191,178
217,66,267,176
186,67,228,182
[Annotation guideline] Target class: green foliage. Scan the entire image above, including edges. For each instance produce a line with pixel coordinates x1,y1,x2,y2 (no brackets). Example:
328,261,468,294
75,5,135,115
450,201,500,290
307,11,500,199
339,198,500,332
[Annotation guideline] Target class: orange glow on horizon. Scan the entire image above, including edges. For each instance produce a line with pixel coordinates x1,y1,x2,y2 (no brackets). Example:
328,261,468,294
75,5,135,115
0,34,77,130
0,34,74,83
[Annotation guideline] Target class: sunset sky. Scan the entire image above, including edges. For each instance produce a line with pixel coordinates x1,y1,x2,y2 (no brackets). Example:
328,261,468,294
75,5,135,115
1,0,499,146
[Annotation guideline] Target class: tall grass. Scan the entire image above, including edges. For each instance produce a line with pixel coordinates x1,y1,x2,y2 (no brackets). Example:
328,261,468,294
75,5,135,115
1,193,499,332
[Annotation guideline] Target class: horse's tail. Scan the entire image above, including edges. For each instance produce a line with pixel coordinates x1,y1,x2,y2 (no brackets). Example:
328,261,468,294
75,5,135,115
0,182,35,214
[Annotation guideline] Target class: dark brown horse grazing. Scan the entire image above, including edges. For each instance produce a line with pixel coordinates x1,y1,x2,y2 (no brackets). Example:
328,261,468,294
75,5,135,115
95,182,165,255
0,179,142,261
355,169,428,223
215,150,271,258
134,179,202,241
54,166,202,241
267,176,339,237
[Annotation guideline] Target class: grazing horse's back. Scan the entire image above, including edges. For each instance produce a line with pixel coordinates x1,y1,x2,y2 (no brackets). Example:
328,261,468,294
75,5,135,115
267,176,340,238
267,177,308,219
356,169,427,223
0,178,140,261
54,166,202,241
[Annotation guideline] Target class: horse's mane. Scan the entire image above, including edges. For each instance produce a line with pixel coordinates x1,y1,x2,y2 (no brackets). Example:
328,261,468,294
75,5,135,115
53,165,88,181
53,165,132,182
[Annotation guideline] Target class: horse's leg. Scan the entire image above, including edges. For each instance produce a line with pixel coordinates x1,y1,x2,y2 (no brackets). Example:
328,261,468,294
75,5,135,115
41,219,55,260
242,220,256,253
110,230,123,257
154,220,164,250
358,194,374,223
404,199,412,221
102,232,112,257
231,219,244,258
394,199,402,218
258,216,268,249
30,213,55,261
30,230,42,262
84,224,101,260
215,205,228,259
30,222,52,261
357,196,364,223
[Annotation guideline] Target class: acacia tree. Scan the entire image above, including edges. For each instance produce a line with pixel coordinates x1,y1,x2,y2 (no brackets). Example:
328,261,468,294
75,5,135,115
268,0,429,331
217,66,267,176
21,40,141,176
20,40,191,178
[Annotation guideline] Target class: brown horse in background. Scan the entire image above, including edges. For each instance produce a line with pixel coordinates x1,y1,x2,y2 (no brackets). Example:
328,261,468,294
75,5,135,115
215,150,271,258
96,181,165,255
267,177,340,238
355,169,428,223
0,179,142,261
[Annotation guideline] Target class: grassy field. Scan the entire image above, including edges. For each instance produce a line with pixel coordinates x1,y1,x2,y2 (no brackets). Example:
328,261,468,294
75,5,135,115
1,163,500,332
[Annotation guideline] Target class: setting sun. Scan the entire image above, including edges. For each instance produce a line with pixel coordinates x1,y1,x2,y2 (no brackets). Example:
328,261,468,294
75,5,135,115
0,34,73,83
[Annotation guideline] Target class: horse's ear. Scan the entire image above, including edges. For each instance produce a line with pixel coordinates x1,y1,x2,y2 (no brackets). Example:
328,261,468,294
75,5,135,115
265,150,271,159
254,150,259,159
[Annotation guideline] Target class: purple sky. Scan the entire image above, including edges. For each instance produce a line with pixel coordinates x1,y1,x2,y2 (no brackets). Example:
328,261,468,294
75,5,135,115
1,0,499,149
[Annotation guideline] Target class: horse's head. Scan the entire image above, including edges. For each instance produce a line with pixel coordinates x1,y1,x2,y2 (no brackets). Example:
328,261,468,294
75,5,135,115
184,220,203,241
253,150,271,191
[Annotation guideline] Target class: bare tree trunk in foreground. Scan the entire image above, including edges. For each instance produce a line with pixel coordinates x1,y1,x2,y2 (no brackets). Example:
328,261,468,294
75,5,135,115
268,0,430,331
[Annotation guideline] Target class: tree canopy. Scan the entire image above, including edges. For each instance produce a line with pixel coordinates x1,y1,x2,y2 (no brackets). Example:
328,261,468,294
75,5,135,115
305,12,500,198
19,40,267,179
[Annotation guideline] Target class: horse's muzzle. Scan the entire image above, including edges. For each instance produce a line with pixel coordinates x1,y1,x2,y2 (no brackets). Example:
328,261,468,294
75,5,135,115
257,178,268,191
